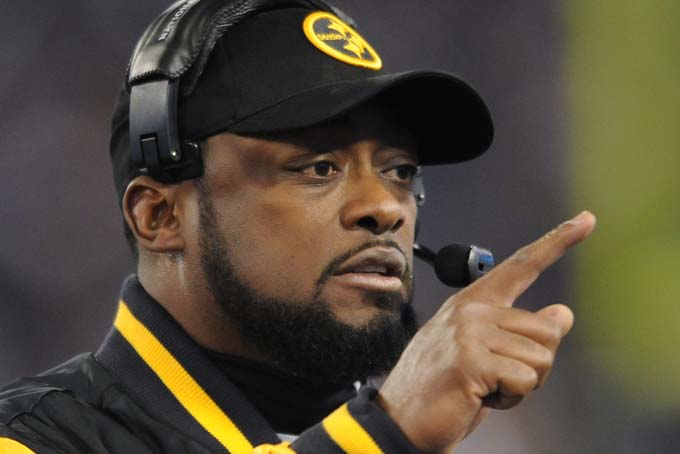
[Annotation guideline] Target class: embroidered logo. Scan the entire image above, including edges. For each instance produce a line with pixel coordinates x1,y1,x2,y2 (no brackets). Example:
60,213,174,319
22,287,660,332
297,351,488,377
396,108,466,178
302,11,382,70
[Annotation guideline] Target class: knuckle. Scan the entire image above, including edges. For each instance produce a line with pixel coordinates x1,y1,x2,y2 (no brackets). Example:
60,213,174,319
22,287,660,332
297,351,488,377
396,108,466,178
535,346,554,370
455,335,480,359
518,335,537,352
540,346,555,366
524,367,539,390
454,301,487,320
453,324,478,345
507,365,538,397
461,374,484,398
545,320,563,342
511,248,544,275
509,245,532,264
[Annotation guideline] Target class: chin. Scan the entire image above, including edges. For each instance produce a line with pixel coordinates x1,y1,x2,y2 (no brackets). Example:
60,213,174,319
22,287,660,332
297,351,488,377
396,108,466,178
328,291,408,327
330,305,383,327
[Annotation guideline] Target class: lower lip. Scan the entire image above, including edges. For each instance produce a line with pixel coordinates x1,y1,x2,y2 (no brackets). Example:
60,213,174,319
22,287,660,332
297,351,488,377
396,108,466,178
331,273,403,292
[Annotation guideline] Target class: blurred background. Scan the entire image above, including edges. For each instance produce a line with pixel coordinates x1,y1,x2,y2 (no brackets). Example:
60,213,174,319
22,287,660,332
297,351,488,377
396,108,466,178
1,0,678,452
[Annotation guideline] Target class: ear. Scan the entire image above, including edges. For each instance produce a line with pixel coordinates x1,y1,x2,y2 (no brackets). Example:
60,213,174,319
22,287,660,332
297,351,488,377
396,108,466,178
122,176,186,253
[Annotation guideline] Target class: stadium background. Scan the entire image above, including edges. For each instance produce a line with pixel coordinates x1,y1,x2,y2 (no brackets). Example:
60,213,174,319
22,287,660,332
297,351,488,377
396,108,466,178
1,1,678,452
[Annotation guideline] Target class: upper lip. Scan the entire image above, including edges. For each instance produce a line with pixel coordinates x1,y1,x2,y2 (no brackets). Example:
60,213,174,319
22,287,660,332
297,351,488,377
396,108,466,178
333,247,406,278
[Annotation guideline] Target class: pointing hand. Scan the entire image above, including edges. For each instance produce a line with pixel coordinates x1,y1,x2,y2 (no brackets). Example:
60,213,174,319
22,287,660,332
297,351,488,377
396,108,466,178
378,211,597,453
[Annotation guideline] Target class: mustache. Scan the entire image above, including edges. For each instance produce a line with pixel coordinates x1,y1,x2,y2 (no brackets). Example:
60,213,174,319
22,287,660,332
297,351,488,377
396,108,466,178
313,239,411,300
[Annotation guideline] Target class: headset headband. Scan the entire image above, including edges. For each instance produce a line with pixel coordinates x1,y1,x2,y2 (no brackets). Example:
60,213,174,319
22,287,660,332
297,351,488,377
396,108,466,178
127,0,339,183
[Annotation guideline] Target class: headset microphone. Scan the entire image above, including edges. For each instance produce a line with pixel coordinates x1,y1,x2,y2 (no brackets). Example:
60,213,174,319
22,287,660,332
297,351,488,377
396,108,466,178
411,172,494,287
414,242,494,287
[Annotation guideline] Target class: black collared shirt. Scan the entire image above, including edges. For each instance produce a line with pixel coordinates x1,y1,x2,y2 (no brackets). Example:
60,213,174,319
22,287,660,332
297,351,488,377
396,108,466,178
0,276,418,454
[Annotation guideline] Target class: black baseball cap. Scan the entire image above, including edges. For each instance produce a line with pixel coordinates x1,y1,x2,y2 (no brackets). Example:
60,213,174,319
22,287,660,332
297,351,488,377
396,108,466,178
110,5,494,200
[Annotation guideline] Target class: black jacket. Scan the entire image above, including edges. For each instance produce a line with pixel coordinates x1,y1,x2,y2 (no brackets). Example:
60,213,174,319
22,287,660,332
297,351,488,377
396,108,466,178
0,276,419,454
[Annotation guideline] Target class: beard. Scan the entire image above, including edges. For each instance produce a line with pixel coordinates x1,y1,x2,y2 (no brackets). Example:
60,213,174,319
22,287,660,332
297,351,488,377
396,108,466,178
196,183,418,385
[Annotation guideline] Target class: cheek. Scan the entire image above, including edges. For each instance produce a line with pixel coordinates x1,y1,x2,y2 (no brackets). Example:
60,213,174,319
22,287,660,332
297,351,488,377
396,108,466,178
396,200,417,268
403,223,416,268
215,191,340,302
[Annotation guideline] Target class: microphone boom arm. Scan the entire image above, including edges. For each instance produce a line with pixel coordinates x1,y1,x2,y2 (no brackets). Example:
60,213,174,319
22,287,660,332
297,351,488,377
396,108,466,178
413,243,437,267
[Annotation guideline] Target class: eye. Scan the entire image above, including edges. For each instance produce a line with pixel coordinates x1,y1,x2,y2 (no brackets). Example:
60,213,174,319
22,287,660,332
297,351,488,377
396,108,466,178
299,161,340,178
383,164,418,183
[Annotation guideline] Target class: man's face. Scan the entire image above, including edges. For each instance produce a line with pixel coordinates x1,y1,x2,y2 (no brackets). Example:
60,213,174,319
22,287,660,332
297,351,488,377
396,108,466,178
188,102,419,382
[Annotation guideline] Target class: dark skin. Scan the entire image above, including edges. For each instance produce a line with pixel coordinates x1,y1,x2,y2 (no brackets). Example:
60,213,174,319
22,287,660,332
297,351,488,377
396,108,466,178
124,106,418,355
123,104,596,453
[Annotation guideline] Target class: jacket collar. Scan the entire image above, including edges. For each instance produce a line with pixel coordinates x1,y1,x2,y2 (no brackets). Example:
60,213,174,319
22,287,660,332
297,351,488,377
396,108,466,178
95,275,280,454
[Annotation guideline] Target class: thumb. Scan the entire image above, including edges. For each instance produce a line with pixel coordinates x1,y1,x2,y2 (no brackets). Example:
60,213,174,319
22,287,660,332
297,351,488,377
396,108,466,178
536,304,574,338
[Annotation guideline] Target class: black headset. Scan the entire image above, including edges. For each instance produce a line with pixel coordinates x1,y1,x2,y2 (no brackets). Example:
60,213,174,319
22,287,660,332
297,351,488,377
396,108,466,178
128,0,350,183
126,0,492,287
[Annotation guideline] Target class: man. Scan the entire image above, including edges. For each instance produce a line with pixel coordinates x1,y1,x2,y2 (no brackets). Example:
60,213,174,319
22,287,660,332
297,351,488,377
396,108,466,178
0,1,595,453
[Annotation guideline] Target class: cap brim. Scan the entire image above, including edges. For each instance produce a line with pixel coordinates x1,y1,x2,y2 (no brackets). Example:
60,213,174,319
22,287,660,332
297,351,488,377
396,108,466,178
224,70,494,165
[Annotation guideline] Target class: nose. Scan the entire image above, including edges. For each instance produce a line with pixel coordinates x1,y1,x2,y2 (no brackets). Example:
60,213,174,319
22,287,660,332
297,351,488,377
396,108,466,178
340,174,406,235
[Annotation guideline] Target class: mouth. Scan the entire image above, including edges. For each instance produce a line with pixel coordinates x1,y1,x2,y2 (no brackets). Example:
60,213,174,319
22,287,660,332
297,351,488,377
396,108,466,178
331,247,406,292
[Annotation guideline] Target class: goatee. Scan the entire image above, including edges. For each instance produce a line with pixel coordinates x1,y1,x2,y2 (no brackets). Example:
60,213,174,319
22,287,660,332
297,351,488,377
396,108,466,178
197,181,418,384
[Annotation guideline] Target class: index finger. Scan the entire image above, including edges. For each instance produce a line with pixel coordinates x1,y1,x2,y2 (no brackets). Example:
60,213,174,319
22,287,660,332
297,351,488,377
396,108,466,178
463,211,596,306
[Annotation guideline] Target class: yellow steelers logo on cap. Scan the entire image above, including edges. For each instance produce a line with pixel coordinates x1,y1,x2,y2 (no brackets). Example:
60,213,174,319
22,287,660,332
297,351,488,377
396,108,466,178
303,11,382,70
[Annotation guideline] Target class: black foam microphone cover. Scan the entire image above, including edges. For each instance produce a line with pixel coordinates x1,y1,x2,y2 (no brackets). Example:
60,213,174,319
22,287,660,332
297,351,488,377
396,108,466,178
434,244,471,287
